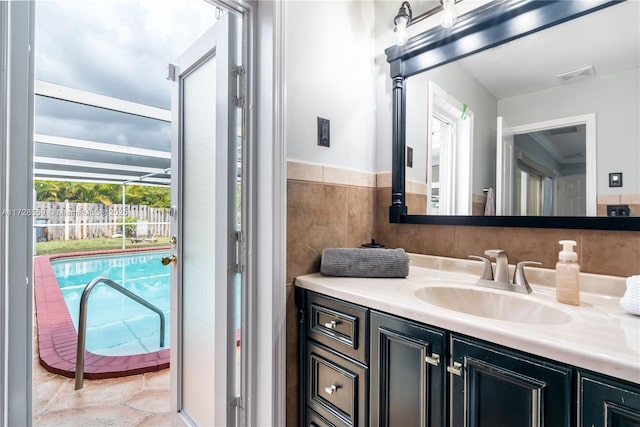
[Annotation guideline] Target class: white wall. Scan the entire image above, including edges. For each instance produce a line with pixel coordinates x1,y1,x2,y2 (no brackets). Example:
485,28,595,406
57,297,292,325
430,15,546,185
284,0,492,176
499,68,640,195
285,1,377,173
404,62,498,194
374,0,493,175
373,0,396,175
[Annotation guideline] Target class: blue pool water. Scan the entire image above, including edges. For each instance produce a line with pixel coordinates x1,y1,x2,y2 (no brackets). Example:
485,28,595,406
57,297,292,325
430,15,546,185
52,251,241,356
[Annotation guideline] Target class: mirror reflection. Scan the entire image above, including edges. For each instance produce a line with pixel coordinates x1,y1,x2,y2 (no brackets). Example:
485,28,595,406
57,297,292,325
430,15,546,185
513,124,587,216
404,1,639,217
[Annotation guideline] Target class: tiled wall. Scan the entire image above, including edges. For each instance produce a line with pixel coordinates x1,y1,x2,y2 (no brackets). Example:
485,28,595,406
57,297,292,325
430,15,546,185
286,162,376,426
285,161,640,426
598,194,640,217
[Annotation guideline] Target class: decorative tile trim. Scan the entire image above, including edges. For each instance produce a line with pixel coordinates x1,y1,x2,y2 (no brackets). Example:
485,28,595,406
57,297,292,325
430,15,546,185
597,194,621,205
323,165,376,187
286,160,323,183
376,172,392,188
621,194,640,204
407,180,428,196
287,160,385,189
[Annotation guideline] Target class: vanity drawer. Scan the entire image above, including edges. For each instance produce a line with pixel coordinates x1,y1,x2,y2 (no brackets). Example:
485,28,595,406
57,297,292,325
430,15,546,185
307,409,336,427
306,342,368,427
307,291,368,364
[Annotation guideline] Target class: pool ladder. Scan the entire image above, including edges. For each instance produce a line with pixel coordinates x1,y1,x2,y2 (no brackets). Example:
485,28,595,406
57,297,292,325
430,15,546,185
75,276,166,390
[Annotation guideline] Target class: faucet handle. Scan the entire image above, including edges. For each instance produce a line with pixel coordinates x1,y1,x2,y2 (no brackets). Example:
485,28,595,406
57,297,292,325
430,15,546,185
513,261,542,293
484,249,509,283
469,255,494,280
484,249,506,259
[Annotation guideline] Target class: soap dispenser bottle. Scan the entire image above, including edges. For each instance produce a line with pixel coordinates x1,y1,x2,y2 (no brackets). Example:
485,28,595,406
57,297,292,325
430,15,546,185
556,240,580,305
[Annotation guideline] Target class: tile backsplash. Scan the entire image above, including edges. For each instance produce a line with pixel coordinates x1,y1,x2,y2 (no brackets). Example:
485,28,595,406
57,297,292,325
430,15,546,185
288,161,640,279
285,160,640,426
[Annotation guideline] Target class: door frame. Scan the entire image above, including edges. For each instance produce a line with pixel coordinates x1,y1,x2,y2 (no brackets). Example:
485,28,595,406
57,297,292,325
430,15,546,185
508,114,596,217
213,1,287,425
1,2,35,426
2,0,287,425
253,0,288,425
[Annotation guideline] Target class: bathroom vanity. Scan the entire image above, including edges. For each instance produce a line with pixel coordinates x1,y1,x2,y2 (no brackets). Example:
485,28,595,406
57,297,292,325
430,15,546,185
295,255,640,426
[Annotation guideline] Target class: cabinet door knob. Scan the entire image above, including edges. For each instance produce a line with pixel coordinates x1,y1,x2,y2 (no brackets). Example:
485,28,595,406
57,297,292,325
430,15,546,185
323,320,339,329
447,361,463,376
324,384,338,395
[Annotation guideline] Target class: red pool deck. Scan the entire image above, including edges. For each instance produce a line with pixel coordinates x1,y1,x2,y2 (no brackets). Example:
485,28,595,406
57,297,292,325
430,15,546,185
34,248,171,379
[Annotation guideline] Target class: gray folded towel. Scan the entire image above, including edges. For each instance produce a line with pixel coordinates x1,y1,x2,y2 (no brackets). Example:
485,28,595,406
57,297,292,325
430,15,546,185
320,248,409,278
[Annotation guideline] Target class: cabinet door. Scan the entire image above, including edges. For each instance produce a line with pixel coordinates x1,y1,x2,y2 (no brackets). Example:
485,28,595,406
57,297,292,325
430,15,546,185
579,372,640,427
370,312,446,427
450,335,572,427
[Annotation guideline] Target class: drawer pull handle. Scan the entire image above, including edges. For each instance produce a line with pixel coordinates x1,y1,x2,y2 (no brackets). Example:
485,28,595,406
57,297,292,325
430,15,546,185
447,361,463,376
324,384,338,395
323,320,339,329
425,353,440,366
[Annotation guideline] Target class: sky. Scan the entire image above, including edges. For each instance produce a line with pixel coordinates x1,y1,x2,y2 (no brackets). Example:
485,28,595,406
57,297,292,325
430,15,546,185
34,0,218,153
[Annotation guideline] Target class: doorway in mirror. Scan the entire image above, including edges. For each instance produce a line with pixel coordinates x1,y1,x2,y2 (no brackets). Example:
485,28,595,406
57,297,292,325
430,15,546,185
497,114,595,216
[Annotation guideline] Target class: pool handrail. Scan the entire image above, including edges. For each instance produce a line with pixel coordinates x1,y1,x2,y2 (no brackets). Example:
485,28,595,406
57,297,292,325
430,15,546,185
75,276,166,390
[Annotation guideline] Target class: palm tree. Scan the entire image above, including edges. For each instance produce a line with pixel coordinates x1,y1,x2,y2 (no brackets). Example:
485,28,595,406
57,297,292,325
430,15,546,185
34,180,170,207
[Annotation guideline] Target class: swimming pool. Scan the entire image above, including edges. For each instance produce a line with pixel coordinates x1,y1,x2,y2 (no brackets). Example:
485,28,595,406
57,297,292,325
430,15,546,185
52,251,171,356
51,251,242,357
34,248,242,378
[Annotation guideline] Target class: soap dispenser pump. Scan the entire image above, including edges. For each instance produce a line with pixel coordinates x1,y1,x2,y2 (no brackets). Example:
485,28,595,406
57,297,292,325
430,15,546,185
556,240,580,305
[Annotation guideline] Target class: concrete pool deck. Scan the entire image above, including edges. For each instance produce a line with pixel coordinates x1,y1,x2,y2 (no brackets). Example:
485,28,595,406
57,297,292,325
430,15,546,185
34,249,171,379
33,249,241,424
33,315,172,426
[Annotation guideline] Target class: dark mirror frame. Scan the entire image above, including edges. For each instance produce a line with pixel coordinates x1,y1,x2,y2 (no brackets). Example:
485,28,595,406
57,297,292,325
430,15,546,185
386,0,640,230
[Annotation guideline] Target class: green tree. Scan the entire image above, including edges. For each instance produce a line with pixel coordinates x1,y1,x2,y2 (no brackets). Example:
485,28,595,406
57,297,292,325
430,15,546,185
34,180,171,208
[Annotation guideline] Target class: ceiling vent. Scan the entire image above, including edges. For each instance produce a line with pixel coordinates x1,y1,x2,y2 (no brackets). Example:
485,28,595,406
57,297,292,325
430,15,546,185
556,65,595,83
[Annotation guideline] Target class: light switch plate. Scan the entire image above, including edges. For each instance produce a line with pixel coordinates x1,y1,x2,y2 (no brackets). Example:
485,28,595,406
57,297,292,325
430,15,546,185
317,117,330,147
609,172,623,187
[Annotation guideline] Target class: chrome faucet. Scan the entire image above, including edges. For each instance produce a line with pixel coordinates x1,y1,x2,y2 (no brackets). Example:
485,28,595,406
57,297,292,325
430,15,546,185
469,249,541,294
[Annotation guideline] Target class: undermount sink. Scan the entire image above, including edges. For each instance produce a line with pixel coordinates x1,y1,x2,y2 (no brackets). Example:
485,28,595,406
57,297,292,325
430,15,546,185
415,286,572,325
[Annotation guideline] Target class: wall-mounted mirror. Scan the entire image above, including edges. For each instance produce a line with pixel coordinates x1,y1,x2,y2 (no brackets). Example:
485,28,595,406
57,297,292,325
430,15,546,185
387,0,640,230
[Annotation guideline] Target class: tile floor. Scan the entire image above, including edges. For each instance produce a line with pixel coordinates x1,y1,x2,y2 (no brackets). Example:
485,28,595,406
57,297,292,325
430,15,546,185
32,302,171,427
33,357,171,427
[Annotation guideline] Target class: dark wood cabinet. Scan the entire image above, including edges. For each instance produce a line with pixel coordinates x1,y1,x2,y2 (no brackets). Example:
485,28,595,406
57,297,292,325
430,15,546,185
306,291,368,365
298,289,369,427
306,342,368,427
307,408,336,427
449,335,573,427
370,311,446,427
579,372,640,427
298,288,639,427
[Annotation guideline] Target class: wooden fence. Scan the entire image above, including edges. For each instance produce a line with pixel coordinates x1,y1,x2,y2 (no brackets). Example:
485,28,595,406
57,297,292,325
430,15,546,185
35,201,170,241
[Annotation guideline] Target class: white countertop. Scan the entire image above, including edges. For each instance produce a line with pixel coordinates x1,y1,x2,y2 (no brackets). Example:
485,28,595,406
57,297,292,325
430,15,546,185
295,254,640,384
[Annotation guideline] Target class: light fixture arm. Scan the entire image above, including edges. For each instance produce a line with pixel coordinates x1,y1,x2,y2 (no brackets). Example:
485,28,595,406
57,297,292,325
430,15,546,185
394,1,413,27
393,0,462,46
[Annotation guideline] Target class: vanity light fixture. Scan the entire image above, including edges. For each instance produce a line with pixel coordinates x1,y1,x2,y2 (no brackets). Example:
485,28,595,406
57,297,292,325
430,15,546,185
393,1,412,46
393,0,462,46
440,0,458,28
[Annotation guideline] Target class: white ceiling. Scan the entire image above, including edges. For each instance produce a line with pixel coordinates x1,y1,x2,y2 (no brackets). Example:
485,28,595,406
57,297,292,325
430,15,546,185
458,1,640,100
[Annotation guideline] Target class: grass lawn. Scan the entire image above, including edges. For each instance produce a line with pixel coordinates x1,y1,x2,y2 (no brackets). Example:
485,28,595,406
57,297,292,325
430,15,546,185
35,236,171,256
